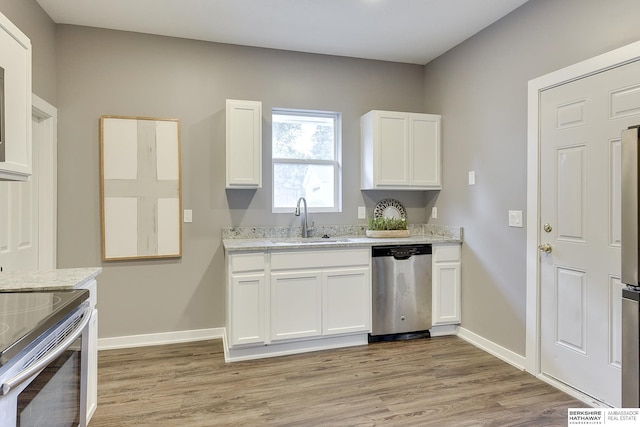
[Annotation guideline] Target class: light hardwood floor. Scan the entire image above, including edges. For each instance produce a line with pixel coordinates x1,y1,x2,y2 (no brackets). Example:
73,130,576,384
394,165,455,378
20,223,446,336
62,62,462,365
90,336,585,426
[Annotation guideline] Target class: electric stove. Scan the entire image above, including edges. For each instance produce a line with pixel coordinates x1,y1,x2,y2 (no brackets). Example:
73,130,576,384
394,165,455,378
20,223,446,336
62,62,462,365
0,289,89,367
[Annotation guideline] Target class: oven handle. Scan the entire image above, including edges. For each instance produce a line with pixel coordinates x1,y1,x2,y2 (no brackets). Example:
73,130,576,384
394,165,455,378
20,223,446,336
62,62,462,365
0,307,92,396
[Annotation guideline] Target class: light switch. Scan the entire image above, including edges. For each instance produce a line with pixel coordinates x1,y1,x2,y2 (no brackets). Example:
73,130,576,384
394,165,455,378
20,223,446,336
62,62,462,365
508,210,523,228
431,207,438,219
184,209,193,223
358,206,366,220
468,171,476,186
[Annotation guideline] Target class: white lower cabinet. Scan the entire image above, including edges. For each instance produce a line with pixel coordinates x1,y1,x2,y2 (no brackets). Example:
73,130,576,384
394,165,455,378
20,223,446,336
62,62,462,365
227,253,267,346
230,273,267,345
432,244,462,326
270,270,322,341
226,244,462,360
76,278,98,424
86,309,98,422
226,248,371,361
269,249,371,341
323,267,370,335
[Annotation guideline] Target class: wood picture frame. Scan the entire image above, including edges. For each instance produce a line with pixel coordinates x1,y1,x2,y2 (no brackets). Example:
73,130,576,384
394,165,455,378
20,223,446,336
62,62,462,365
100,115,182,260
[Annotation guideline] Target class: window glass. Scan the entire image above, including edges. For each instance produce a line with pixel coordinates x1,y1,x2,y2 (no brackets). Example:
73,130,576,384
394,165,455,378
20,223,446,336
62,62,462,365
272,114,335,161
272,109,341,213
273,163,336,208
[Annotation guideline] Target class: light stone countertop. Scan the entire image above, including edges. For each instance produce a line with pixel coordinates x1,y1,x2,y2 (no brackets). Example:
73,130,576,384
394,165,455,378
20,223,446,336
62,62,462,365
0,267,103,291
223,234,462,252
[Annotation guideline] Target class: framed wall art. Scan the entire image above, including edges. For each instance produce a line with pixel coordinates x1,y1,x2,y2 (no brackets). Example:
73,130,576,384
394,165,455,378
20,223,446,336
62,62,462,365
100,115,182,260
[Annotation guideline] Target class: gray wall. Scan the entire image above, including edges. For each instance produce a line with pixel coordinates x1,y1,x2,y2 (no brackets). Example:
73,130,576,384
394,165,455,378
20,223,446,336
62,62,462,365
0,0,56,104
11,0,640,353
424,0,640,355
55,25,428,338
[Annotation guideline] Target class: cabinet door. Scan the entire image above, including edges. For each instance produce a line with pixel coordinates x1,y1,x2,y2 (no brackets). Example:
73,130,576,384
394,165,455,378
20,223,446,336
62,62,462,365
432,262,461,325
375,111,409,186
86,309,98,424
323,267,371,335
226,99,262,188
230,273,266,346
409,113,441,189
270,270,322,341
0,12,32,181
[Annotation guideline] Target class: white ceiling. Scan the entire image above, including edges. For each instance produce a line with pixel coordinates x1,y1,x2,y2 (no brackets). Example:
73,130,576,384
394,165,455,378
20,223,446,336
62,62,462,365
36,0,529,65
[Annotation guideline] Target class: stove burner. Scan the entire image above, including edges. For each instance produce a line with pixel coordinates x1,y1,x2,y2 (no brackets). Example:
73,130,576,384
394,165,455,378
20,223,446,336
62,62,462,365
0,290,89,367
2,294,62,315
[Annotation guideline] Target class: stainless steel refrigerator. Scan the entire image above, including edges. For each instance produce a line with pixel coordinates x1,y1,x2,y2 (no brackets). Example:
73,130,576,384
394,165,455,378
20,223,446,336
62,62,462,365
621,125,640,407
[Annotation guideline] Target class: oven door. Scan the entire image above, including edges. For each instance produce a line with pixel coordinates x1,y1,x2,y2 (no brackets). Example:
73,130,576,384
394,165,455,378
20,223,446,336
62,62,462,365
0,307,91,427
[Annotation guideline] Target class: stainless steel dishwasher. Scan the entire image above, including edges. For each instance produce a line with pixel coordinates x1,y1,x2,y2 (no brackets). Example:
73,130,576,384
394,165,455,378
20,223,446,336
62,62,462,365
369,244,432,342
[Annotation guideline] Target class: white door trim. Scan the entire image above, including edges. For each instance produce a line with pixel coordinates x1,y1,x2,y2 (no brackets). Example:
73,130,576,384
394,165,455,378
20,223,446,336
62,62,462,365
526,40,640,375
32,94,57,269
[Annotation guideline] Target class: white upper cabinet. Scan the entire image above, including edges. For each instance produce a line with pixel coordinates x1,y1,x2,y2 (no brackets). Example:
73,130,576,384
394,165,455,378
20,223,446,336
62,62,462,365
0,12,32,181
226,99,262,188
361,110,441,190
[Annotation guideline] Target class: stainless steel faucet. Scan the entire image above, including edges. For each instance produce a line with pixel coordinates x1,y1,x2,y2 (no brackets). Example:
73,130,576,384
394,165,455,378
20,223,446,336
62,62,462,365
295,197,311,238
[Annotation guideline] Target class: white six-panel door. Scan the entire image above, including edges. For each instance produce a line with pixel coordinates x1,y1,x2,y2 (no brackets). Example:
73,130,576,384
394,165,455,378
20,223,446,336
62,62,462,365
0,95,56,272
539,59,640,406
0,171,38,270
0,111,40,271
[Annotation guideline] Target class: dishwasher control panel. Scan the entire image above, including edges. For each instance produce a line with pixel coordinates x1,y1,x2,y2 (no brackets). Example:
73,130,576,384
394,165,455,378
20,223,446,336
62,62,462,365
372,244,432,259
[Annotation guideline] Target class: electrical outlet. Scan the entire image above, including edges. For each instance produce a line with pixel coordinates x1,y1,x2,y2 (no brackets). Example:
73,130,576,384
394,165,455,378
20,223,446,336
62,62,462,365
431,206,438,219
468,171,476,186
184,209,193,223
358,206,366,219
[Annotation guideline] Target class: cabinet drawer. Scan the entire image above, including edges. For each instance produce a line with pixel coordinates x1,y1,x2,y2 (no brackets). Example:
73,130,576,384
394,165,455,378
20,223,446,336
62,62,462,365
433,244,461,262
271,249,369,270
229,253,266,273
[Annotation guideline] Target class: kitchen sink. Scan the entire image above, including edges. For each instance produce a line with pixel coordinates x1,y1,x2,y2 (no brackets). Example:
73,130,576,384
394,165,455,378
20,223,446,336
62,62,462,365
268,238,351,245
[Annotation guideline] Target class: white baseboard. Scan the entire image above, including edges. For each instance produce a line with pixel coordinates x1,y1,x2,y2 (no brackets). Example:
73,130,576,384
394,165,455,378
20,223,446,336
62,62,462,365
430,324,459,337
97,325,521,373
98,327,225,351
457,327,527,371
445,327,606,408
537,373,611,408
224,333,369,362
537,373,609,408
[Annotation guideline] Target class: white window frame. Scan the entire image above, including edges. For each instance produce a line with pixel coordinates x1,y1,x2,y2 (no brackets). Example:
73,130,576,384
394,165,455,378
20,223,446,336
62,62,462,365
271,108,342,213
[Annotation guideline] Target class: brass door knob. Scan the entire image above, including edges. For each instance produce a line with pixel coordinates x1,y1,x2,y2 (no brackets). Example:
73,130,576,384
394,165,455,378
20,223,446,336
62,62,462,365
538,243,552,254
